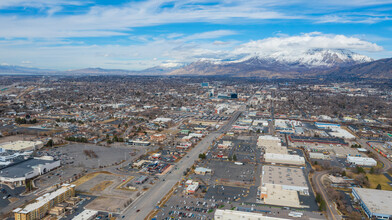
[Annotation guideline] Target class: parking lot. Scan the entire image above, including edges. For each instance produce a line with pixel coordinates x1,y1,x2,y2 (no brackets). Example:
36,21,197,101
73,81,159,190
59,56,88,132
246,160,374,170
155,190,325,220
198,160,256,184
205,185,249,202
0,185,25,209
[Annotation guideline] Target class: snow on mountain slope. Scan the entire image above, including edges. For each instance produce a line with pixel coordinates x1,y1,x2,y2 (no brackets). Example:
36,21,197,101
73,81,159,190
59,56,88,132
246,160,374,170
233,48,372,67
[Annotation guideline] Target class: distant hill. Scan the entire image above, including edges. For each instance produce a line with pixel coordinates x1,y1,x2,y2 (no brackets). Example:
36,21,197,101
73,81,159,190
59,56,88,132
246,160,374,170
0,64,55,74
0,65,177,76
326,58,392,79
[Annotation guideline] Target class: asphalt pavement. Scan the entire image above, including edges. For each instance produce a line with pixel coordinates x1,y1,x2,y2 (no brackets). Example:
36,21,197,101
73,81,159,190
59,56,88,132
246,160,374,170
120,110,242,219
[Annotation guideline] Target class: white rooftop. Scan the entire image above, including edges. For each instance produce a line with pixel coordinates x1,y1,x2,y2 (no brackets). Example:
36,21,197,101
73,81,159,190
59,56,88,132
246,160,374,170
72,209,98,220
258,135,281,141
215,209,289,220
353,187,392,215
0,141,43,151
262,165,307,188
264,153,305,163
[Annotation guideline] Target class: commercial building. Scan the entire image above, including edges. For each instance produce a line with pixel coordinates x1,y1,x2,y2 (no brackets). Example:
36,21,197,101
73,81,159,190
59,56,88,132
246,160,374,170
264,153,305,166
135,175,149,184
127,140,150,146
352,187,392,219
261,165,308,194
186,182,199,194
257,135,282,149
289,135,347,146
0,141,43,151
0,156,60,186
259,184,301,208
214,209,289,220
309,152,331,160
72,209,98,220
328,128,356,140
194,167,212,175
13,184,75,220
315,122,340,129
153,117,172,123
347,156,377,166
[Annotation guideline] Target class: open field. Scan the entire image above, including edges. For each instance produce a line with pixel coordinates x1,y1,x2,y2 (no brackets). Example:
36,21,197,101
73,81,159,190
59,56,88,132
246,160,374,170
366,174,392,191
85,196,129,213
72,171,112,186
90,180,113,192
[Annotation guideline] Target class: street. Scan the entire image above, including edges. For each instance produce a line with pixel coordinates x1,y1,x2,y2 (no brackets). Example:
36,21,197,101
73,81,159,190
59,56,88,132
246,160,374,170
120,110,242,219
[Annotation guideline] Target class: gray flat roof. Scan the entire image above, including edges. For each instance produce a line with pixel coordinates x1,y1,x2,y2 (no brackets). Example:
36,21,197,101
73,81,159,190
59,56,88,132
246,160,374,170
0,158,55,178
353,187,392,215
262,165,307,188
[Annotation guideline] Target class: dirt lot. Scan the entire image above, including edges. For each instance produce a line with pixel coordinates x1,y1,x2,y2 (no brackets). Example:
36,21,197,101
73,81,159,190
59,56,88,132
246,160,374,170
76,173,140,213
85,196,129,213
77,173,123,193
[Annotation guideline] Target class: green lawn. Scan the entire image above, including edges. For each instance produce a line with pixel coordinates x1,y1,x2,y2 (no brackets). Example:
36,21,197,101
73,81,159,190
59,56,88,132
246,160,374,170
366,174,392,191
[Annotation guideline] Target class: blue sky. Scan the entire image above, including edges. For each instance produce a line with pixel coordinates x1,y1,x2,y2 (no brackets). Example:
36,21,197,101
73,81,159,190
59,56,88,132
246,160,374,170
0,0,391,70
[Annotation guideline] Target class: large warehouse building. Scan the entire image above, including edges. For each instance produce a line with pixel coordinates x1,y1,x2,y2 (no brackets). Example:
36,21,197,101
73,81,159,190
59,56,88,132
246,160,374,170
257,135,282,149
261,165,309,194
352,187,392,219
215,209,289,220
347,156,377,167
259,184,301,208
264,153,305,166
0,156,60,186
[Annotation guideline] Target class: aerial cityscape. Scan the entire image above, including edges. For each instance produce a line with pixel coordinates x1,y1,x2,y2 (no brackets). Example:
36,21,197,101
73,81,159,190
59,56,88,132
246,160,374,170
0,1,392,220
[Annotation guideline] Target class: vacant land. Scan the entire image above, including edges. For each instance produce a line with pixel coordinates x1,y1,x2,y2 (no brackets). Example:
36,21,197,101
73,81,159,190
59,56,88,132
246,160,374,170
90,180,113,192
85,196,129,213
72,171,112,186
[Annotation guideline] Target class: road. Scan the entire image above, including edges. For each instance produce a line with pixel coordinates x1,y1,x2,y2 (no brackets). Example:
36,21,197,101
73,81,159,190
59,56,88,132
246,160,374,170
313,171,341,220
121,110,242,219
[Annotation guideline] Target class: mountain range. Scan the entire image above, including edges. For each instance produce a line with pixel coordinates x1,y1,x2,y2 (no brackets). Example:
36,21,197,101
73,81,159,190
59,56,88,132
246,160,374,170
1,49,391,79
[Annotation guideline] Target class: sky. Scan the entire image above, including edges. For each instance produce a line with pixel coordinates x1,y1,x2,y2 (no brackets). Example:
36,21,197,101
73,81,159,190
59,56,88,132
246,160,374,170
0,0,392,70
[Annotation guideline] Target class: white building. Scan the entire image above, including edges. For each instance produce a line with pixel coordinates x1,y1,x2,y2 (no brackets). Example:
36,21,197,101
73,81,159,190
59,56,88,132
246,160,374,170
215,209,289,220
352,187,392,219
257,135,282,149
72,209,98,220
261,165,309,194
0,156,60,186
347,156,377,166
264,153,305,165
153,117,172,123
0,141,44,151
309,152,330,160
186,182,199,194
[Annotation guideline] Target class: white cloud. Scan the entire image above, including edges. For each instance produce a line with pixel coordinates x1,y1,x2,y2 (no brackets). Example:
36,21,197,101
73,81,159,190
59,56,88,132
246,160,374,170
182,30,237,41
0,0,295,39
232,32,383,57
0,0,85,8
0,0,390,39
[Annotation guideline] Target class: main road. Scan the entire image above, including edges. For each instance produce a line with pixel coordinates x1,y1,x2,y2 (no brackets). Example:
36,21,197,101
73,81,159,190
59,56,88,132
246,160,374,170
312,171,341,220
121,110,243,219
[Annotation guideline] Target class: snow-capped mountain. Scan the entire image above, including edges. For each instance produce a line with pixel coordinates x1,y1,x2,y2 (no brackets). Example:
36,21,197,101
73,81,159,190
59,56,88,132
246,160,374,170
168,48,374,77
